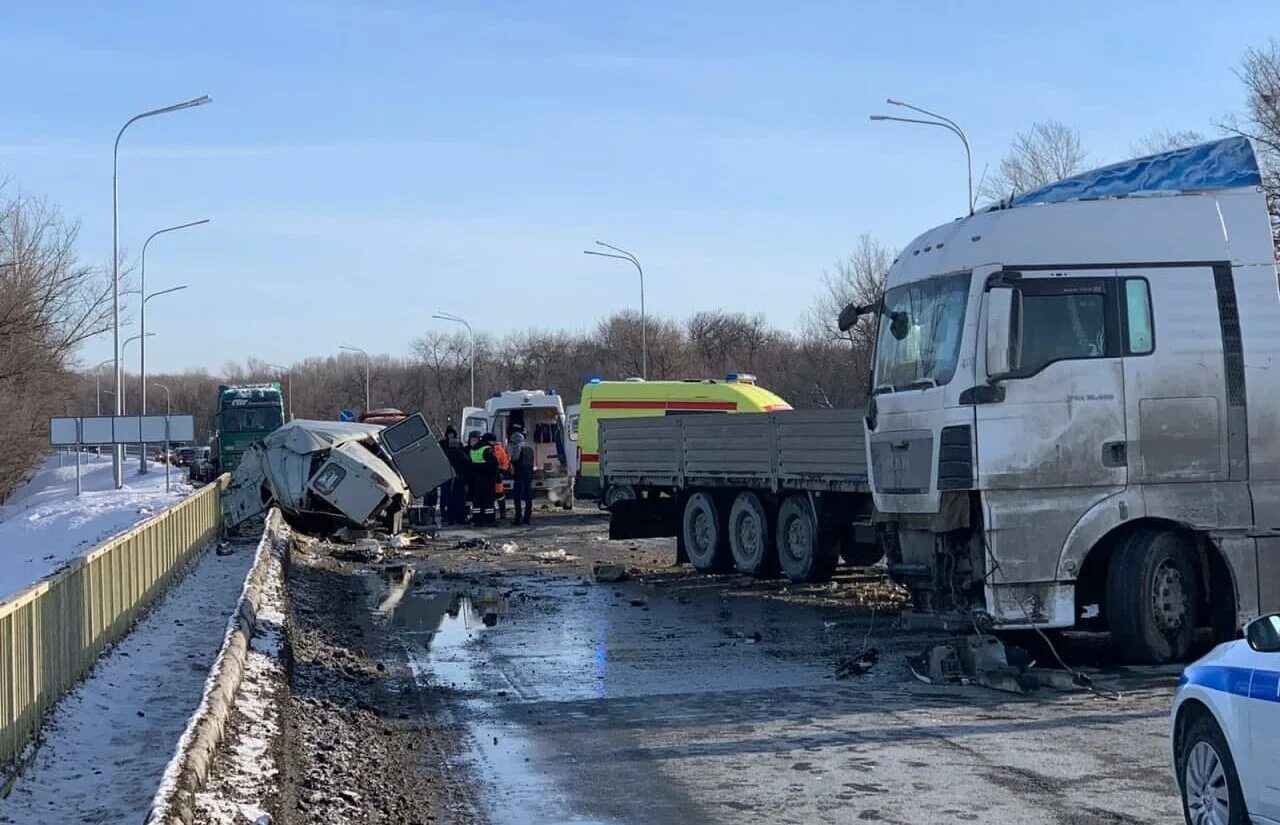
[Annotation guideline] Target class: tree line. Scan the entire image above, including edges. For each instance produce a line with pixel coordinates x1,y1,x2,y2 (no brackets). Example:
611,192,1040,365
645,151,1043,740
5,39,1280,500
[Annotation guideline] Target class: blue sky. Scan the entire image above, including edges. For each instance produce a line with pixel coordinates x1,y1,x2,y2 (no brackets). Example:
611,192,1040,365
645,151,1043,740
3,0,1276,373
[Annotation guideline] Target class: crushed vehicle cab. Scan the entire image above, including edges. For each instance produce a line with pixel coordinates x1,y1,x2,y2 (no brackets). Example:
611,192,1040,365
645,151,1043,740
222,413,453,535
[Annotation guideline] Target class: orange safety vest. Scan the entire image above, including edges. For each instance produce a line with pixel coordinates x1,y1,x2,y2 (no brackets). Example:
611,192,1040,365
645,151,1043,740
493,444,511,495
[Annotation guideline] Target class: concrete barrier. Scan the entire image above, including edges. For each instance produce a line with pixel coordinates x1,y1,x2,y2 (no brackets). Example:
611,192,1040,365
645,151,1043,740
146,509,285,825
0,476,228,774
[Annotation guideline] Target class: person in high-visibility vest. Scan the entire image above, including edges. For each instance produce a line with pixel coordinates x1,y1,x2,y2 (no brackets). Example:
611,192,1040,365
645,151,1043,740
467,431,498,525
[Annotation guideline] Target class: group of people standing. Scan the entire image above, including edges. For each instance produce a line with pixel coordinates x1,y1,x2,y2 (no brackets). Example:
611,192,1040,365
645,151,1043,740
434,425,537,526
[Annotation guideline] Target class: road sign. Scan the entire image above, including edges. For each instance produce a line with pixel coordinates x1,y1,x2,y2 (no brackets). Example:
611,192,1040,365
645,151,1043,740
339,409,356,422
49,415,196,445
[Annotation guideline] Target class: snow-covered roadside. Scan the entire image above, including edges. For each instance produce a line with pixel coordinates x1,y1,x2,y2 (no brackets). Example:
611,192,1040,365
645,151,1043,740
192,533,288,825
0,453,193,601
0,542,255,825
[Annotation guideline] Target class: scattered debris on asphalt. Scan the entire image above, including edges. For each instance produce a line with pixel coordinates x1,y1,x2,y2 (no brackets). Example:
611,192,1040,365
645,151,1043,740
834,648,879,678
593,562,629,583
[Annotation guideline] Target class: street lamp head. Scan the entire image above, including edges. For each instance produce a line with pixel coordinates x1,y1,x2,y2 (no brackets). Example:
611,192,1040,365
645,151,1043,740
188,95,213,108
870,115,889,121
887,98,905,106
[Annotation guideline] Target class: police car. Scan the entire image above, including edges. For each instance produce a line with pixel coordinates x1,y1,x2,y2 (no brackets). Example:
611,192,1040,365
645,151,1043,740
1171,612,1280,824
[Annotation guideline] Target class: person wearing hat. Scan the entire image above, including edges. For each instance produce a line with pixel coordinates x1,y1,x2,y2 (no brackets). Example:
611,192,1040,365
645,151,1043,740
467,430,499,525
508,430,536,525
438,425,470,525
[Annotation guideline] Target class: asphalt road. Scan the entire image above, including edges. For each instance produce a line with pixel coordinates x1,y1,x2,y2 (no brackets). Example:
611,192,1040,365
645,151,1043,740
379,516,1185,825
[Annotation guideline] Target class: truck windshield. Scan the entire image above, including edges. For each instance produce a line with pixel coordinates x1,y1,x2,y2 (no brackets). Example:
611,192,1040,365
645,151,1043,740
873,271,971,392
222,405,284,433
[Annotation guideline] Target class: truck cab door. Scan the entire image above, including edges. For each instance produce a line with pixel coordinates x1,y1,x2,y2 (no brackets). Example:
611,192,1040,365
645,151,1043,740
974,270,1127,581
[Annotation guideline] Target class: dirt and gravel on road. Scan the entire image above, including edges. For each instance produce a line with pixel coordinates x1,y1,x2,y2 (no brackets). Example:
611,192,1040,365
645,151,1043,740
199,506,1185,824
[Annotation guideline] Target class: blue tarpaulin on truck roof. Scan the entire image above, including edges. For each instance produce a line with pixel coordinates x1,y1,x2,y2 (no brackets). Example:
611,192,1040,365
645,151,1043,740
1007,136,1261,208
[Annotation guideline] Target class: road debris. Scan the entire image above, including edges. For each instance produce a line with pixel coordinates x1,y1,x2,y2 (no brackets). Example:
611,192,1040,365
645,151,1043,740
834,648,879,678
592,562,629,583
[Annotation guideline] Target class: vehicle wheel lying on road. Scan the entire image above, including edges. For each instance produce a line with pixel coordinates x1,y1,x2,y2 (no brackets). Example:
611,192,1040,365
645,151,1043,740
603,484,637,510
728,491,776,577
683,491,729,572
1106,527,1200,663
1178,713,1247,825
775,495,838,583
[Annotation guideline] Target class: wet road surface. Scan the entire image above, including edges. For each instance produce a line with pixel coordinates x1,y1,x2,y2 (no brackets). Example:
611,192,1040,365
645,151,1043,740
386,569,1183,825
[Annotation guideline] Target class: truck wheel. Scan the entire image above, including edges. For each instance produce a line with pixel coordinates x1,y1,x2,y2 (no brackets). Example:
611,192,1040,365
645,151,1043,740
682,492,729,572
776,495,838,583
728,492,776,577
1106,528,1199,664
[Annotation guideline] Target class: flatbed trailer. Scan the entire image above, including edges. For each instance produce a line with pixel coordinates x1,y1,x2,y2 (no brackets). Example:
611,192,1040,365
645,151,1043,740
601,410,879,582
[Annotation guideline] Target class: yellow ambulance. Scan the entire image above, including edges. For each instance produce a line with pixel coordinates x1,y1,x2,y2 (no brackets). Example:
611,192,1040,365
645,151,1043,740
575,374,792,505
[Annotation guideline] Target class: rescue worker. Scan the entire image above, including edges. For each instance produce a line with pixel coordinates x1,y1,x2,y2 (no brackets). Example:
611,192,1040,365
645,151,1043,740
438,426,470,525
487,433,512,521
467,430,499,525
509,430,536,525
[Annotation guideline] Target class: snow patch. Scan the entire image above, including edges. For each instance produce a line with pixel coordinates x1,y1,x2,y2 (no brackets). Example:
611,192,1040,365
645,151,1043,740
0,454,194,602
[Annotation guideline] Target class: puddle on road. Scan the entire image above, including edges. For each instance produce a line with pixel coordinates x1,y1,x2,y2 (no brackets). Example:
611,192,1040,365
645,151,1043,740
374,570,863,824
377,576,622,825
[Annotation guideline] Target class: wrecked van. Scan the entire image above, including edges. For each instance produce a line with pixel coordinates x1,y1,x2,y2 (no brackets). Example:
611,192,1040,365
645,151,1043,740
222,413,453,535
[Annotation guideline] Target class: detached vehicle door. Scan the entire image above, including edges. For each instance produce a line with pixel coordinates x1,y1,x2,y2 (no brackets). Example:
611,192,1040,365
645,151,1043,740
378,412,454,499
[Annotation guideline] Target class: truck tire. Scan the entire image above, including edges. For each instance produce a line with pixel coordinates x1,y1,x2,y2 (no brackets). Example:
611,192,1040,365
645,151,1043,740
776,495,838,583
728,492,776,577
682,492,729,572
1106,527,1200,664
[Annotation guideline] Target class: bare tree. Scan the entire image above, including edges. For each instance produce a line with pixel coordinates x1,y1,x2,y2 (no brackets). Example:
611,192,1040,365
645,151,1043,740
0,188,111,497
1130,128,1208,156
1219,38,1280,253
979,119,1088,202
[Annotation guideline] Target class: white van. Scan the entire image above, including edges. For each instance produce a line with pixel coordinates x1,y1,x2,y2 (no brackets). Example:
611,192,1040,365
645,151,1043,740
459,390,575,508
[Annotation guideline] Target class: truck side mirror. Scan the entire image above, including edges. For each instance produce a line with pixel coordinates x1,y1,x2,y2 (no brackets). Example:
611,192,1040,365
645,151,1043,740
985,287,1019,378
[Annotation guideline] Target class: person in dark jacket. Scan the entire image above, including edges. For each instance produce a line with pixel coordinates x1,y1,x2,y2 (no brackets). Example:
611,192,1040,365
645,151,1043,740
467,430,499,525
438,426,470,524
508,430,536,525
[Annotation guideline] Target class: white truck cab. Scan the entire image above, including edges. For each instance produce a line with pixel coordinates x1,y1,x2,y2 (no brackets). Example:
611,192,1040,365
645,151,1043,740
864,137,1280,663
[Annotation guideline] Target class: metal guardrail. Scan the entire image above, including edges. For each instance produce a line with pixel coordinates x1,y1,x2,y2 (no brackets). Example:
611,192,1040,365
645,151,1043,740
0,474,229,771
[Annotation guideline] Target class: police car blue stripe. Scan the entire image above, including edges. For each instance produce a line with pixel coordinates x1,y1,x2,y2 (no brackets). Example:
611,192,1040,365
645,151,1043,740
1180,663,1280,703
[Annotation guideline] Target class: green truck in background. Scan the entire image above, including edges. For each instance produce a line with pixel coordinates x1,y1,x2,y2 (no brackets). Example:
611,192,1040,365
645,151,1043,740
205,383,285,478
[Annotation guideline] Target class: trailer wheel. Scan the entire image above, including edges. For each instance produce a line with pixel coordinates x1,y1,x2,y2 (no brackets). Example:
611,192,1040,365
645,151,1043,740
682,492,729,572
1106,527,1200,664
728,492,776,577
776,495,838,583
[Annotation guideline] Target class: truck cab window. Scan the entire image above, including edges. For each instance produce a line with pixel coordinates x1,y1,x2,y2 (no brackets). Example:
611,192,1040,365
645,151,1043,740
1015,290,1108,375
873,271,971,392
1124,278,1154,354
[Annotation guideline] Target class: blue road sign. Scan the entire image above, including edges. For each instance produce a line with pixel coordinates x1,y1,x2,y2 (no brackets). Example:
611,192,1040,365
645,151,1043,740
338,409,356,422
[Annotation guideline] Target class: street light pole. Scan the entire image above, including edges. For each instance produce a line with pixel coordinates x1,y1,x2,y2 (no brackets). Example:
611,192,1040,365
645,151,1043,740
338,345,371,412
583,241,646,379
267,363,293,421
431,313,475,407
139,219,207,473
152,382,172,493
121,333,156,415
135,283,190,472
93,358,114,416
871,98,973,216
112,94,212,489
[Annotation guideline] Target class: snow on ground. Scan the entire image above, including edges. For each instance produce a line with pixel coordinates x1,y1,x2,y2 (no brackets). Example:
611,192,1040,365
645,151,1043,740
0,542,255,825
194,531,288,824
0,453,192,601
